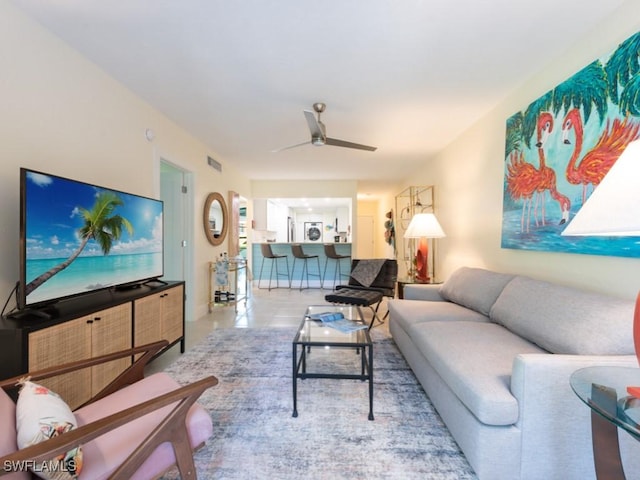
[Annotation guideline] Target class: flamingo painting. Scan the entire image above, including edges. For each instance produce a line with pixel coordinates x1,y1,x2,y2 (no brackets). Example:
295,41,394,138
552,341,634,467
502,29,640,258
506,112,570,232
562,108,640,205
506,150,538,233
535,112,557,225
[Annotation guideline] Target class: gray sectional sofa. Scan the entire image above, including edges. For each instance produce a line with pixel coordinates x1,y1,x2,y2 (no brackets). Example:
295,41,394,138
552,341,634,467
388,266,640,480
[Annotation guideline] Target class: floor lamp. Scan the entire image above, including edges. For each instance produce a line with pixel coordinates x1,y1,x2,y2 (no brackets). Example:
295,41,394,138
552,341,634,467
403,213,445,282
561,138,640,396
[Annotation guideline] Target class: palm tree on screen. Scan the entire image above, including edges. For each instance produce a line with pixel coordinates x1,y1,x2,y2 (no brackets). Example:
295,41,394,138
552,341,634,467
25,191,133,296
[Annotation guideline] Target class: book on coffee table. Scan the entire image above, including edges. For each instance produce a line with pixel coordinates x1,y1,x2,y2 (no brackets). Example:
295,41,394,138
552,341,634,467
307,311,344,322
306,311,367,333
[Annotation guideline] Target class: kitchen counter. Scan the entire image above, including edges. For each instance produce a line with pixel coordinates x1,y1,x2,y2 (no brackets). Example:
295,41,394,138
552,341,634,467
252,242,352,287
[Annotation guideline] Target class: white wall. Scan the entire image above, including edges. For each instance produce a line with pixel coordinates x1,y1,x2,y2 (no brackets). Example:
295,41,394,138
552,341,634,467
400,0,640,299
251,179,358,201
0,2,251,319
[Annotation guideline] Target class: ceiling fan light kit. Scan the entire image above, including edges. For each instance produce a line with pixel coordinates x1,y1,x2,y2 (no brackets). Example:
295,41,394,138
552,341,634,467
312,102,326,113
273,102,377,152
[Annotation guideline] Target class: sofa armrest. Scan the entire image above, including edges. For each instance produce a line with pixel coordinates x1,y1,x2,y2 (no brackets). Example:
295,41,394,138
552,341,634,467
403,284,445,301
511,353,638,412
510,353,639,479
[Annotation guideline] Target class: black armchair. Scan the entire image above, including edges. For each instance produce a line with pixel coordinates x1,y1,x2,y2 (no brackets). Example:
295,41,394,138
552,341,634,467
324,259,398,329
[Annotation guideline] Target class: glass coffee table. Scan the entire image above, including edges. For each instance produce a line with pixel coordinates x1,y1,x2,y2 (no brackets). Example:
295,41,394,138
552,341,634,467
292,305,374,420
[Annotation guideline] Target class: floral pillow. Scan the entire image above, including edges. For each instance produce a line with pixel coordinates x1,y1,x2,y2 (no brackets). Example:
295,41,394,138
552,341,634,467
15,380,83,480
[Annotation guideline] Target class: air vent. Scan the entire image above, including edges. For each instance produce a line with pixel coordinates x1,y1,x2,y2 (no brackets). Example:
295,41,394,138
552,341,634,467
207,156,222,173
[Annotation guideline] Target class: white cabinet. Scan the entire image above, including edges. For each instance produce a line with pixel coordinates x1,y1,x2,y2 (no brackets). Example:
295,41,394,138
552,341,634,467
336,207,349,233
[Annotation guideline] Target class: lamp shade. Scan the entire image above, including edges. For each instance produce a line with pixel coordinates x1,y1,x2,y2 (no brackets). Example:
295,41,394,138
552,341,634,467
404,213,446,238
562,139,640,236
559,139,640,398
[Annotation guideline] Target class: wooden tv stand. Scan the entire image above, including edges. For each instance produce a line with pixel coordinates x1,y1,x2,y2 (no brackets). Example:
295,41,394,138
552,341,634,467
0,280,185,409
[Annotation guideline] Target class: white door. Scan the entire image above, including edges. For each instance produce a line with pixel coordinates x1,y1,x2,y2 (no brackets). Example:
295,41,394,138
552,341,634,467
160,161,194,321
356,215,374,258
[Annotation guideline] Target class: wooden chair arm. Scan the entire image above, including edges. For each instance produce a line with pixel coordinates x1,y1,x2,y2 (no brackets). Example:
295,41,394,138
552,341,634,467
83,341,170,406
0,375,218,478
0,341,169,397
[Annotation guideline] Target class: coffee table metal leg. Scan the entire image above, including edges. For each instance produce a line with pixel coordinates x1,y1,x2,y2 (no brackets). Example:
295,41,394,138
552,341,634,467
302,343,306,374
292,342,298,418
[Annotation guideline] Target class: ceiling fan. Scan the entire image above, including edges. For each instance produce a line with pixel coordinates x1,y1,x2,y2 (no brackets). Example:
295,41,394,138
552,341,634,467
273,103,377,152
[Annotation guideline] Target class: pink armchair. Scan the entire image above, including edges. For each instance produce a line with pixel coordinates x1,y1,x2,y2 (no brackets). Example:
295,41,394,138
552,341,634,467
0,341,217,479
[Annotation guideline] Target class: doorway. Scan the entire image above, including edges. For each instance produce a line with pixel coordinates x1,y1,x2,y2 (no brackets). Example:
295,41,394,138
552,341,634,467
160,160,194,321
356,215,374,258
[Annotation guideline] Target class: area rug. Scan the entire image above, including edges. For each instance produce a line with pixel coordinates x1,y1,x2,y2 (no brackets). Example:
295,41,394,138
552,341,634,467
161,326,477,479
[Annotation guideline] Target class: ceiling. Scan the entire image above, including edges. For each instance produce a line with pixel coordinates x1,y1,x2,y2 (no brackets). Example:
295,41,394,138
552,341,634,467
10,0,628,198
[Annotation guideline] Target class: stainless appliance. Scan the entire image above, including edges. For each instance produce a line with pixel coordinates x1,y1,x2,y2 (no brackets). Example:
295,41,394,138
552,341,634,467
287,216,295,242
304,222,323,242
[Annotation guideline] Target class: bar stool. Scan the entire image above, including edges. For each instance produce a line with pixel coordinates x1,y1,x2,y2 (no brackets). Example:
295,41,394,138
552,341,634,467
258,243,291,290
291,244,323,290
323,243,351,290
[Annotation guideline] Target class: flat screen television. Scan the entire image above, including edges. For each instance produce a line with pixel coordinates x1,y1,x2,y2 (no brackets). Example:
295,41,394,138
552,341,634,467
17,168,164,312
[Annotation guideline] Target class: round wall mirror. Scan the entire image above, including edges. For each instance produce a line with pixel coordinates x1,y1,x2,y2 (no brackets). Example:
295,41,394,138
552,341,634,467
203,192,228,246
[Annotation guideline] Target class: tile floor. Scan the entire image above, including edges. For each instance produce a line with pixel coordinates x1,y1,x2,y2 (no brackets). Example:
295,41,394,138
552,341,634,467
145,284,386,374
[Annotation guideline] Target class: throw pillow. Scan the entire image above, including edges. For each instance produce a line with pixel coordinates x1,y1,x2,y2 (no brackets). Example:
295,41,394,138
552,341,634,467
15,380,83,480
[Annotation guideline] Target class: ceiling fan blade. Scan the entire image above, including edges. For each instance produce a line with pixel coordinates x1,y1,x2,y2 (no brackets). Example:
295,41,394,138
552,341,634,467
271,140,310,153
304,110,323,138
325,137,377,152
275,104,375,152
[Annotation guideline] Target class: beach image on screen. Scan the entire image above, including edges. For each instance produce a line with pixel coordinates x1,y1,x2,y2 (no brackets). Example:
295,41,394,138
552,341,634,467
23,170,163,306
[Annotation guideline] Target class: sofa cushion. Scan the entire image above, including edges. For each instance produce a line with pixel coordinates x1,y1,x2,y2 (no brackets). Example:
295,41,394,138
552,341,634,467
388,298,489,334
439,267,515,316
0,388,30,480
490,276,635,355
410,321,546,426
74,372,212,480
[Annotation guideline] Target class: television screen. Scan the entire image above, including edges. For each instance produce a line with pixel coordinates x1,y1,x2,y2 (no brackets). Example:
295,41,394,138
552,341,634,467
19,168,164,310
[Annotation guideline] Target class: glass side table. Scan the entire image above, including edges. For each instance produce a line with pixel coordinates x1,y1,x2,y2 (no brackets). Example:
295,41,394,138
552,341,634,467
396,276,442,299
570,366,640,480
